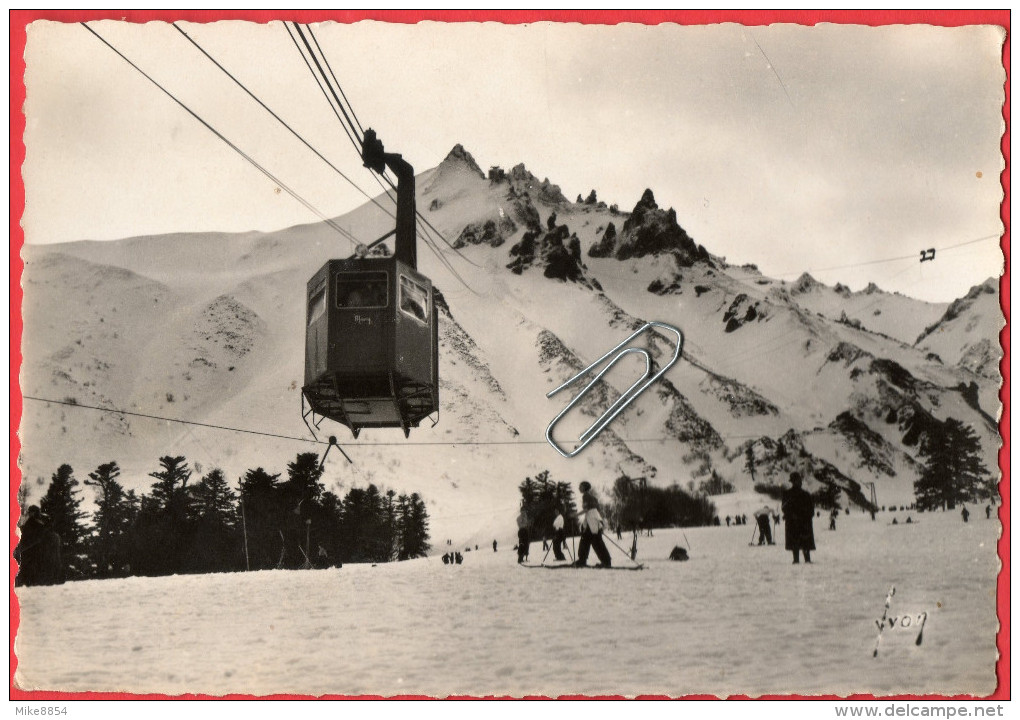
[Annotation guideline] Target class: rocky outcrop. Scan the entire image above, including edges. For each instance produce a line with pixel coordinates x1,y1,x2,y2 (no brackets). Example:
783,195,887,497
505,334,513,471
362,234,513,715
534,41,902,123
791,273,823,295
829,411,897,476
589,189,708,266
722,293,767,333
453,215,517,249
507,223,602,290
506,164,568,205
588,222,617,258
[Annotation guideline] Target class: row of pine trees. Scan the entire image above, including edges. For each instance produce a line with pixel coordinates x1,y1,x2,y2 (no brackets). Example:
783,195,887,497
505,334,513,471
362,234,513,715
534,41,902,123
16,452,431,586
516,470,717,540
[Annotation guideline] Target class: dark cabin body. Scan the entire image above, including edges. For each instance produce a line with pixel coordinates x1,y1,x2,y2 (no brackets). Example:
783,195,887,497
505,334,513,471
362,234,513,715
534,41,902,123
303,254,438,437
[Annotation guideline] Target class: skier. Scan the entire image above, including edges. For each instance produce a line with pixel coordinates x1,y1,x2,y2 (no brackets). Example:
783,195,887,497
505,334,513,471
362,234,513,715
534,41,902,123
829,508,838,531
493,539,498,552
986,504,992,520
782,472,815,564
574,481,612,568
753,507,774,545
551,508,567,561
961,506,970,523
516,507,530,563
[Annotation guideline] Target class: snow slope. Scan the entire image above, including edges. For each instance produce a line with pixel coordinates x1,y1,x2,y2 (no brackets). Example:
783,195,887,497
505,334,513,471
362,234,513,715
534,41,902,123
13,511,1000,697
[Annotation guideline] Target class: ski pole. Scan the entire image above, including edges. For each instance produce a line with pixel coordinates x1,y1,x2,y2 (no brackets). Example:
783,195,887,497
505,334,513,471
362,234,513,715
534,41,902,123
540,539,552,566
749,523,758,546
682,531,691,551
603,532,643,567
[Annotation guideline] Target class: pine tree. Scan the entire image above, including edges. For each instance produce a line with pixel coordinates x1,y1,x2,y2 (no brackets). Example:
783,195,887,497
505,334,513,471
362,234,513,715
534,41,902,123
149,455,192,517
282,453,325,510
915,417,991,510
191,468,237,529
400,493,431,559
239,467,282,569
84,461,133,577
186,468,241,573
745,445,757,482
39,464,89,577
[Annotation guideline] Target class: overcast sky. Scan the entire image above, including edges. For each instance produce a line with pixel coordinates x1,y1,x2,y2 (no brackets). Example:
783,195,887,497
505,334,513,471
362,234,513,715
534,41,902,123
21,19,1005,301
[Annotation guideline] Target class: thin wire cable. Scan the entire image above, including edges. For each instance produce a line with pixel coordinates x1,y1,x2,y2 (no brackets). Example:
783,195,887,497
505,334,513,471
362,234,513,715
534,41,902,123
292,23,363,148
284,22,362,156
172,22,395,228
772,233,1001,278
284,23,475,274
81,23,361,248
306,23,365,138
23,395,763,446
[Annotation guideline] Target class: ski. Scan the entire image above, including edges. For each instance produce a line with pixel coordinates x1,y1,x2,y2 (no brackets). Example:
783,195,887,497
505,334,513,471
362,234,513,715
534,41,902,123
519,563,645,571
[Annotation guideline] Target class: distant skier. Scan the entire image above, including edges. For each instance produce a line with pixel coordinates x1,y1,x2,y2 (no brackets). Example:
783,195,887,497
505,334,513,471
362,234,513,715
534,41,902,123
574,481,612,568
753,507,774,545
726,515,732,527
829,508,838,531
782,472,815,564
516,507,530,564
493,539,498,553
552,508,567,561
986,504,992,520
961,506,970,523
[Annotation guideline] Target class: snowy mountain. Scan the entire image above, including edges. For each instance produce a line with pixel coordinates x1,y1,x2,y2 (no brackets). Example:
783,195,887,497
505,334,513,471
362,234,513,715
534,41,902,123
17,145,1004,547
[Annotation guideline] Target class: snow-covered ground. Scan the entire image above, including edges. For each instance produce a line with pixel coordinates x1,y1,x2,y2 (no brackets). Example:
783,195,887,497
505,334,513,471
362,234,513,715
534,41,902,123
13,510,1000,697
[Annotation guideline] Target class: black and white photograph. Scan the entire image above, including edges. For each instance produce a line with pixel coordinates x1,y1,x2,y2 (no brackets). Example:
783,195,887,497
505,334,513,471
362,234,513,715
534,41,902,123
12,12,1008,700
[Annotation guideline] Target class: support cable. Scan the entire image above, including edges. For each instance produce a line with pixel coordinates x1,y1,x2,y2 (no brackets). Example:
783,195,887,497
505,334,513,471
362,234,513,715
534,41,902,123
172,22,395,225
81,22,360,247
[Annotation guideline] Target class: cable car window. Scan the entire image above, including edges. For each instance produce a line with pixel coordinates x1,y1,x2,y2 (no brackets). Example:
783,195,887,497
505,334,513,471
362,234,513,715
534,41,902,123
336,272,388,309
399,275,429,324
307,282,327,325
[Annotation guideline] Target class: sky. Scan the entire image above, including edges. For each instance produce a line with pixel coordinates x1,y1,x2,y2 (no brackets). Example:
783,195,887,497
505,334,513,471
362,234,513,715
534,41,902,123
20,17,1006,302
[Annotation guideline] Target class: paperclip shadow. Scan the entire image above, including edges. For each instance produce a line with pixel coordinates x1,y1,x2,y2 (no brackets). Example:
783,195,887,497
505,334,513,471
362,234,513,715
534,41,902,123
545,322,685,458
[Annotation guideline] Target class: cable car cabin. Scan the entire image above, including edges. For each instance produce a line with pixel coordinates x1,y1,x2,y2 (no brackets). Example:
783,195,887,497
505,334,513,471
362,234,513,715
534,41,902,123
303,255,438,438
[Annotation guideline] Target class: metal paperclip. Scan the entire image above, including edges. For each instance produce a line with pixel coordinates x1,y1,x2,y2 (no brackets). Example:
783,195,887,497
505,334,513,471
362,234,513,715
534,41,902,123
545,322,684,458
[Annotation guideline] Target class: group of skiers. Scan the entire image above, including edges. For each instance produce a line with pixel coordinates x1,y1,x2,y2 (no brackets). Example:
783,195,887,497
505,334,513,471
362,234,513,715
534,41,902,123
510,471,820,567
516,480,612,568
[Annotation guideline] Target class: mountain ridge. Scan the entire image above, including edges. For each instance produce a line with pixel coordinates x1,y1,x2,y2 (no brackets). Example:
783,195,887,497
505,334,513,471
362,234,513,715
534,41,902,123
18,145,1003,545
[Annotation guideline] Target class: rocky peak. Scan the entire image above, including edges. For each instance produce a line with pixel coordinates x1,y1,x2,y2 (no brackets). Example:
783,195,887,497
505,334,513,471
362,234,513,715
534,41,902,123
589,187,707,266
506,164,568,205
791,273,822,295
441,144,485,178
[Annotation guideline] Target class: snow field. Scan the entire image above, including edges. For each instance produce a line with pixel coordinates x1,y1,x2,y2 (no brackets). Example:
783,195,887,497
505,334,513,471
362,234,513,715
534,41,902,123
14,510,1000,697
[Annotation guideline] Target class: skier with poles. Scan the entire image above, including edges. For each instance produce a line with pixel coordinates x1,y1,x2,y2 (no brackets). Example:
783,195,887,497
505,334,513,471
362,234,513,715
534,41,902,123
753,506,775,545
574,481,612,568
